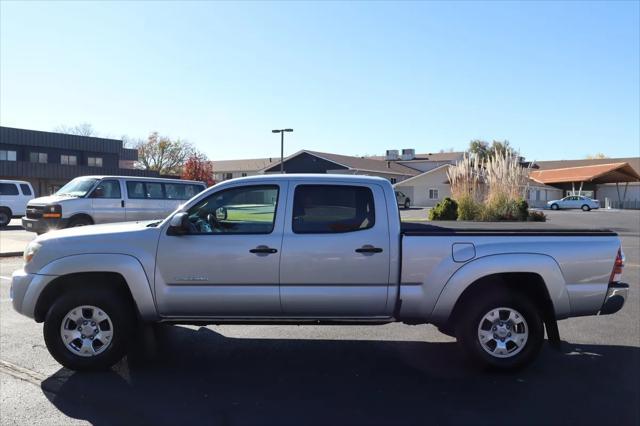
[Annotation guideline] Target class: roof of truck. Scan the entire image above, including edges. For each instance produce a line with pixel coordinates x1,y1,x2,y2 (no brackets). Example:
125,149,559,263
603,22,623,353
219,173,393,184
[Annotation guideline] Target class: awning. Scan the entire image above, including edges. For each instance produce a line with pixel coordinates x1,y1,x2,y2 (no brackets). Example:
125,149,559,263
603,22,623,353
530,162,640,185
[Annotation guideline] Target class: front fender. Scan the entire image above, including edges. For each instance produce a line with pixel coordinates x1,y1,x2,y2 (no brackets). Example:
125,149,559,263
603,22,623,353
430,253,571,324
24,253,158,320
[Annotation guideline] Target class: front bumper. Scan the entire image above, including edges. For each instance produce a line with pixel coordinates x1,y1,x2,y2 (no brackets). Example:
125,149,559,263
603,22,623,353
600,282,629,315
10,269,58,319
22,217,68,234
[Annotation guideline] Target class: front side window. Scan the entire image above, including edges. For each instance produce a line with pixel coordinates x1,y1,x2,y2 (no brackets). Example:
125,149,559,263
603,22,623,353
185,185,278,234
61,155,77,166
92,180,121,199
19,184,32,196
0,150,17,161
55,177,98,197
292,185,375,234
30,152,47,163
88,156,103,167
429,189,439,200
0,183,19,195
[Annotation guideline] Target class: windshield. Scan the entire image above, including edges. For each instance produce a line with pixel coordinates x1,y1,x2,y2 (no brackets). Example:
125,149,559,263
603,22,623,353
55,178,99,197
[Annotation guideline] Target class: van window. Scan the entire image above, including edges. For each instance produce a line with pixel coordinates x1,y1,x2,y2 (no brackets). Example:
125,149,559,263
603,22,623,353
292,185,375,234
126,181,146,199
146,182,164,199
0,183,19,196
19,184,32,196
92,180,121,199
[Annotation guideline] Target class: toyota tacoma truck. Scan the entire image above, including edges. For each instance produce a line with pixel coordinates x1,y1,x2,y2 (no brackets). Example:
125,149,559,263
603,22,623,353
10,175,629,371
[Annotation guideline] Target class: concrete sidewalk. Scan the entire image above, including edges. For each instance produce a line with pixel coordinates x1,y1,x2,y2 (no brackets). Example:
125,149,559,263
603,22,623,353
0,220,35,257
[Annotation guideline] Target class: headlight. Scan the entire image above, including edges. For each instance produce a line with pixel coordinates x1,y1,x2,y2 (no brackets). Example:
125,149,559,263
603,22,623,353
43,204,62,219
23,241,42,264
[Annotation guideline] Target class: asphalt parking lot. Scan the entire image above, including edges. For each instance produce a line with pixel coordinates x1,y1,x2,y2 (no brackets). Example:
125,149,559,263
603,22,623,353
0,210,638,425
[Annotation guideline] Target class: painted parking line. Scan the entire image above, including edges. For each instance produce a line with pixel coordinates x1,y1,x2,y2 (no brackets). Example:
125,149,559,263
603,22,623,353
0,276,11,281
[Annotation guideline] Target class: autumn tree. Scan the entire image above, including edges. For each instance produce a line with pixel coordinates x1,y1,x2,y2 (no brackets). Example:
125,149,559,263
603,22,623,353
181,154,215,186
468,139,513,161
135,132,196,175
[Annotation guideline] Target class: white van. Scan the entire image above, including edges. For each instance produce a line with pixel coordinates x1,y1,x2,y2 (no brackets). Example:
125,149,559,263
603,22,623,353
0,180,35,227
22,176,206,234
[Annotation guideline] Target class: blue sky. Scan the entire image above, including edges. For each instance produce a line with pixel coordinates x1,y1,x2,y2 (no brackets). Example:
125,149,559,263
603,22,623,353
1,1,638,161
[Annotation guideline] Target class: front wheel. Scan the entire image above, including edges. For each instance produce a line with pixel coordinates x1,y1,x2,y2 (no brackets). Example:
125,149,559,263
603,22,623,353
404,200,410,209
43,286,135,371
0,209,10,228
550,204,559,210
455,290,544,370
581,205,591,212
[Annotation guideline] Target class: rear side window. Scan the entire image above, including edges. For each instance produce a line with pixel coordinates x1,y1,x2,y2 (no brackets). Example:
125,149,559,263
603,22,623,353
146,182,164,199
19,184,32,196
0,183,19,196
292,185,375,234
126,181,146,199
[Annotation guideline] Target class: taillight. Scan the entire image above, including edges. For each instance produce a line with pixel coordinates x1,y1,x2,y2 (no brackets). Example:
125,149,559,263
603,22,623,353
610,248,625,283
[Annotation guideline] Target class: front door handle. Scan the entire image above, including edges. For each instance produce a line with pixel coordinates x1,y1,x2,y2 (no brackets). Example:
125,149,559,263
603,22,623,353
250,245,278,254
121,200,125,208
355,245,383,253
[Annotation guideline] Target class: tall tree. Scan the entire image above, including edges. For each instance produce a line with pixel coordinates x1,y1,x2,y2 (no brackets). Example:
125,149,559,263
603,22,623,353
135,132,196,175
182,154,215,186
55,122,97,136
468,139,513,161
469,140,490,161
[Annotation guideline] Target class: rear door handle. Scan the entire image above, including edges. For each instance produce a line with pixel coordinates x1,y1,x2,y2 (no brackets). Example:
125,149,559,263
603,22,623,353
250,245,278,254
355,245,383,253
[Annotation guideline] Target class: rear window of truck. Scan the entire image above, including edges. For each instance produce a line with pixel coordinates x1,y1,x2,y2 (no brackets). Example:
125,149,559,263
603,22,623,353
292,185,375,234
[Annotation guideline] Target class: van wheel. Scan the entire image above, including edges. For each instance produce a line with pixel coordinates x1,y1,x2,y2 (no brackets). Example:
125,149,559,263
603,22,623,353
68,216,92,228
550,204,559,210
581,205,590,212
455,290,544,370
43,286,135,371
404,200,410,209
0,208,10,227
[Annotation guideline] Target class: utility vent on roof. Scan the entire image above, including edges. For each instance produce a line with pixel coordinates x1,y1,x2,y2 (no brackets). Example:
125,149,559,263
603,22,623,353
401,148,415,160
386,150,399,161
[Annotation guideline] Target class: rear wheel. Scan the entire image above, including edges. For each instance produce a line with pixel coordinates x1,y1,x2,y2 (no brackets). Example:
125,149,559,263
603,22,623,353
43,286,135,371
581,204,590,212
0,208,10,228
456,290,544,370
550,204,559,210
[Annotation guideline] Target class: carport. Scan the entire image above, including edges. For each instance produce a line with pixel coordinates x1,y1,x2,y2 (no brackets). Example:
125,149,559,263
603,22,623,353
529,162,640,205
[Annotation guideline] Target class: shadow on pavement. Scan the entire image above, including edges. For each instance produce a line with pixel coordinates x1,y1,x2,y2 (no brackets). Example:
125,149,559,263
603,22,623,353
41,325,639,425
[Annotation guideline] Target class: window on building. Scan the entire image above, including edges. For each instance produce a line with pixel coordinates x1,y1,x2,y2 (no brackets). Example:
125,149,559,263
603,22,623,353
186,185,279,234
30,152,48,163
0,150,17,161
19,184,32,196
390,177,397,184
224,173,233,180
292,185,375,234
87,156,103,167
0,183,19,195
60,155,77,166
241,173,247,177
428,189,439,200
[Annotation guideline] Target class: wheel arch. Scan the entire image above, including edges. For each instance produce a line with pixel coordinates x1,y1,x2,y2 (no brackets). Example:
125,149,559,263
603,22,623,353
67,213,94,226
431,253,570,327
28,254,158,322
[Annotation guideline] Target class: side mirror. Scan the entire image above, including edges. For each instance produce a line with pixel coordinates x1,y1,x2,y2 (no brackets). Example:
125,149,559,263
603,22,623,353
168,212,189,235
215,207,227,221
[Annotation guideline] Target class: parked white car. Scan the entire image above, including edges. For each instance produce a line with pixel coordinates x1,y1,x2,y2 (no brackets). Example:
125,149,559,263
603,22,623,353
395,190,411,209
547,195,600,211
22,176,206,234
0,180,35,227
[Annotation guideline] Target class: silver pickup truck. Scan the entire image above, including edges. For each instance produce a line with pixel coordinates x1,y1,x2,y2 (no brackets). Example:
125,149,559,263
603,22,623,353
10,174,628,371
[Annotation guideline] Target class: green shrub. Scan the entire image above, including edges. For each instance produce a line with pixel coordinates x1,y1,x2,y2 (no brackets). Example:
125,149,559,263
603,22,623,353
457,195,481,221
516,198,529,221
429,197,458,220
528,211,547,222
480,194,522,221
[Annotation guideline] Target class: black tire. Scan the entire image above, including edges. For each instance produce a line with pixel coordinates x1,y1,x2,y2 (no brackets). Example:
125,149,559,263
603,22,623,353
404,199,410,209
43,286,135,371
455,289,544,370
0,208,11,228
67,215,93,228
550,204,559,210
581,204,590,212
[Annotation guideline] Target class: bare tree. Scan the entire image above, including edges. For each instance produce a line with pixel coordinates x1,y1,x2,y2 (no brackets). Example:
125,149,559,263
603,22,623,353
55,122,97,137
134,132,196,175
585,153,608,159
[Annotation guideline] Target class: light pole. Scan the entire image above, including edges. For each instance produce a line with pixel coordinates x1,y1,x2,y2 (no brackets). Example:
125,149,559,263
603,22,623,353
272,128,293,173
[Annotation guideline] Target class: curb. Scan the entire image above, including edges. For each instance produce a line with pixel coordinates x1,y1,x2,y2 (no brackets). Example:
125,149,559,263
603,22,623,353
0,252,22,258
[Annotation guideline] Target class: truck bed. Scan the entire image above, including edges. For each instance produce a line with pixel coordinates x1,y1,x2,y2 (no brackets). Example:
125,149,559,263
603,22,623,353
401,221,617,236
